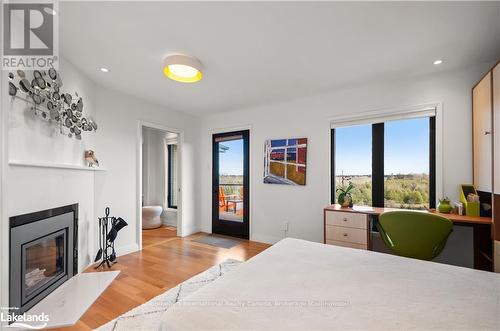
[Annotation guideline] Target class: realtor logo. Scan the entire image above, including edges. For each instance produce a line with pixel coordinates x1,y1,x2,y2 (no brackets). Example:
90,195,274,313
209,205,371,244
2,0,59,70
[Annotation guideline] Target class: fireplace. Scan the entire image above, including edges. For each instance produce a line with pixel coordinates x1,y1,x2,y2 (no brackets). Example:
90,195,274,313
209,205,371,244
10,204,78,315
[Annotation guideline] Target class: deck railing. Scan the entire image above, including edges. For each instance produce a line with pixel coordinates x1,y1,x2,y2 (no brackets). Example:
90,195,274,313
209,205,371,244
219,184,243,198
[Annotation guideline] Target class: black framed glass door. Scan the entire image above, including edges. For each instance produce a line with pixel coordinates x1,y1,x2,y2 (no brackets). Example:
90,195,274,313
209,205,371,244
212,130,249,239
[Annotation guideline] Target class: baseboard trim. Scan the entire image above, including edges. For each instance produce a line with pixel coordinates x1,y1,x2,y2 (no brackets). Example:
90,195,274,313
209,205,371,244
251,233,284,245
162,220,177,227
116,243,140,257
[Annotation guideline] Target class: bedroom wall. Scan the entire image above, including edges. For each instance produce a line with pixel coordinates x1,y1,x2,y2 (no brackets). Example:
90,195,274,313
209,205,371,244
0,58,98,309
199,63,493,263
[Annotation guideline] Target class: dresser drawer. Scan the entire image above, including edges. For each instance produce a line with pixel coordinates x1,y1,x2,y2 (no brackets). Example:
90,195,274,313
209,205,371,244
326,239,367,250
325,225,368,245
325,211,367,229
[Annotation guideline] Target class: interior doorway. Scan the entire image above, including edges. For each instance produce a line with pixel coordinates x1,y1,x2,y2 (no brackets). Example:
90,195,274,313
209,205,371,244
212,130,250,239
140,124,181,248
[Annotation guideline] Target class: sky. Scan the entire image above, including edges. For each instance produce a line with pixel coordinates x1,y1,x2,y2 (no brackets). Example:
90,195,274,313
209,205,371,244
219,139,244,175
335,117,430,176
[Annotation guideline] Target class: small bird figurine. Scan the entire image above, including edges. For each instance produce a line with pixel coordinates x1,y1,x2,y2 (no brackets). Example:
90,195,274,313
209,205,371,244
85,150,99,167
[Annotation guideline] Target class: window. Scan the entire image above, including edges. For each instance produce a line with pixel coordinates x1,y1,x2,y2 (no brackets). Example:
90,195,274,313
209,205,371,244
167,144,178,209
333,124,372,206
331,116,436,210
384,118,431,209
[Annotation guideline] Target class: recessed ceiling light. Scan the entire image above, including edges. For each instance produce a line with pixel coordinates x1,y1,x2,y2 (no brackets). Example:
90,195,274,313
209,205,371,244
163,54,203,83
433,59,444,65
100,67,109,73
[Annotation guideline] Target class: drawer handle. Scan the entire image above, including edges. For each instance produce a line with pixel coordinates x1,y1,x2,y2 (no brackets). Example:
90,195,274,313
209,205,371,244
343,233,348,237
343,218,348,222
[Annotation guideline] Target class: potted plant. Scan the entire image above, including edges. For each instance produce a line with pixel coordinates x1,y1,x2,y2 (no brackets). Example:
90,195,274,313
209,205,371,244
437,197,453,214
336,176,354,208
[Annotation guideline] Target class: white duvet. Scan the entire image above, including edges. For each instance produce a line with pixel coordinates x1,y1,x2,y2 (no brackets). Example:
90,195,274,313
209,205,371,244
161,238,500,330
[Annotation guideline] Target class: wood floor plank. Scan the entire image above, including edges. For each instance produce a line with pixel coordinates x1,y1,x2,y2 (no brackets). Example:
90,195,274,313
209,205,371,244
52,227,270,330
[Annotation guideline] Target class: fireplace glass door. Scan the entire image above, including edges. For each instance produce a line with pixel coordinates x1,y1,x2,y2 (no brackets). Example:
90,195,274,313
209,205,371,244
22,229,66,304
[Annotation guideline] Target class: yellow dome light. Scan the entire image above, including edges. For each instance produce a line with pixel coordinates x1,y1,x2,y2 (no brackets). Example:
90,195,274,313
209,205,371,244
163,54,203,83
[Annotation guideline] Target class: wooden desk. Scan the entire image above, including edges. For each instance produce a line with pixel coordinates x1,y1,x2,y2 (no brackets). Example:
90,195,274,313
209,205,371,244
324,204,493,225
324,205,493,271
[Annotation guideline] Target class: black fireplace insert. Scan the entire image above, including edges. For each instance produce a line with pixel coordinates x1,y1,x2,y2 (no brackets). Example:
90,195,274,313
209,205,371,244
9,204,78,315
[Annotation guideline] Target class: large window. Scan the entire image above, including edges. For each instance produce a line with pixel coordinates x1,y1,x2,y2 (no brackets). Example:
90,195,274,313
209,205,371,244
167,144,178,209
331,116,436,210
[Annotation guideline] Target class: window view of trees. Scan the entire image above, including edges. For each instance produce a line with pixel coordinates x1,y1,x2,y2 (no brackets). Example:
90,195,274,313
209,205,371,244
384,118,430,209
335,174,429,209
336,175,372,206
334,117,432,210
384,174,429,209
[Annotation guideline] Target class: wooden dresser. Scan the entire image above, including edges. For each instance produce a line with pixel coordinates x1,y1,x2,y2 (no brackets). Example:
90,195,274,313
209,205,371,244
324,208,370,250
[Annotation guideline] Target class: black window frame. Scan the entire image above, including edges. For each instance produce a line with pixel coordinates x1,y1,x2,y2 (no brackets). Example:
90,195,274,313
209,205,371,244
331,116,436,209
167,144,177,209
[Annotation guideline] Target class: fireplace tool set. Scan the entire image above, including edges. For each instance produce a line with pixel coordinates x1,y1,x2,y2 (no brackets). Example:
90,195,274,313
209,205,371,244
94,207,128,269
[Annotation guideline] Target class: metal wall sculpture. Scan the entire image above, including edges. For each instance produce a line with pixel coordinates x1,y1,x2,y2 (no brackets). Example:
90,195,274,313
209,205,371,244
8,68,97,140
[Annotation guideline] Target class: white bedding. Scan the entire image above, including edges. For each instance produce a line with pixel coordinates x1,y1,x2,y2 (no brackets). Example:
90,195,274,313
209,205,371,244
161,238,500,331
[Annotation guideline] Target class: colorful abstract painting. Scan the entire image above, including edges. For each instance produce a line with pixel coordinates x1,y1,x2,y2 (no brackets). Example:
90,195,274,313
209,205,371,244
264,138,307,185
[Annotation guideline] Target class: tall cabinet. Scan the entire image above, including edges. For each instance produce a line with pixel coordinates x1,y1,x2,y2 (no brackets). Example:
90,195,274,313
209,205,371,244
472,61,500,272
494,64,500,273
473,72,492,193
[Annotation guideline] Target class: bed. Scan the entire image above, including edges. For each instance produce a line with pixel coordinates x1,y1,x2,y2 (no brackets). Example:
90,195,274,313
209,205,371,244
161,238,500,330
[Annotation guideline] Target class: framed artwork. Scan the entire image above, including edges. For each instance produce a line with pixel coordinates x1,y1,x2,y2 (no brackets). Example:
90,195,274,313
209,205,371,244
264,138,307,185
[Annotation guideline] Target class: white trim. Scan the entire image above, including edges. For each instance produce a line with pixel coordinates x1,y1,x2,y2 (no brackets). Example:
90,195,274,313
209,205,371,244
328,102,444,208
330,102,438,128
209,124,253,134
137,121,184,251
209,125,252,240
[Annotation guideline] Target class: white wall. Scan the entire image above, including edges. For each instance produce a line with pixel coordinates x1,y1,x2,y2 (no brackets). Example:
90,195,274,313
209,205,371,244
93,87,200,252
1,58,98,309
199,63,493,248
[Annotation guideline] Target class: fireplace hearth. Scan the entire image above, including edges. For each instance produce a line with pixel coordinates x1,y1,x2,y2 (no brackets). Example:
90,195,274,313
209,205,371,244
9,204,78,315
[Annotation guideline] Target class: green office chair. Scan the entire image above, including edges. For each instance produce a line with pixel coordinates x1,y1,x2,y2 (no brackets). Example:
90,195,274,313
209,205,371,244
377,211,453,261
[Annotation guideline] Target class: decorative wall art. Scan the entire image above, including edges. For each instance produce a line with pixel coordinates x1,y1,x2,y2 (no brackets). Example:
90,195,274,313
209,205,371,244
8,68,97,140
264,138,307,185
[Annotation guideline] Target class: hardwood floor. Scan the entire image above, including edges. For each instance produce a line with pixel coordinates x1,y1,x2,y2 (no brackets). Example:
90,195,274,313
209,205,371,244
54,227,270,330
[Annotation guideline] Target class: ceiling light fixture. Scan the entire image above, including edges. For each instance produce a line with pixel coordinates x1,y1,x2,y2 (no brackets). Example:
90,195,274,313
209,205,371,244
100,67,109,73
433,59,444,65
163,54,203,83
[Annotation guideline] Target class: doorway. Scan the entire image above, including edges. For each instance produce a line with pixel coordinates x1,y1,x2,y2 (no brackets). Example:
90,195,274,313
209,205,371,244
212,130,250,239
140,124,181,248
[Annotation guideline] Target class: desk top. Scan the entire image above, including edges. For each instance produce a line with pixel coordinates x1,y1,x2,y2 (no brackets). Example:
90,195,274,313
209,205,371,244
324,204,493,225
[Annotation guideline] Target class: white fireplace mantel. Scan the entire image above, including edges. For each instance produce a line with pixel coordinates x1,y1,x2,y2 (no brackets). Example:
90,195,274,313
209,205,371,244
8,160,107,171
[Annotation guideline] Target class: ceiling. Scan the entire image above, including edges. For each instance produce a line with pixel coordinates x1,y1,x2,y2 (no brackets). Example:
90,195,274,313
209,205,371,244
59,1,500,116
